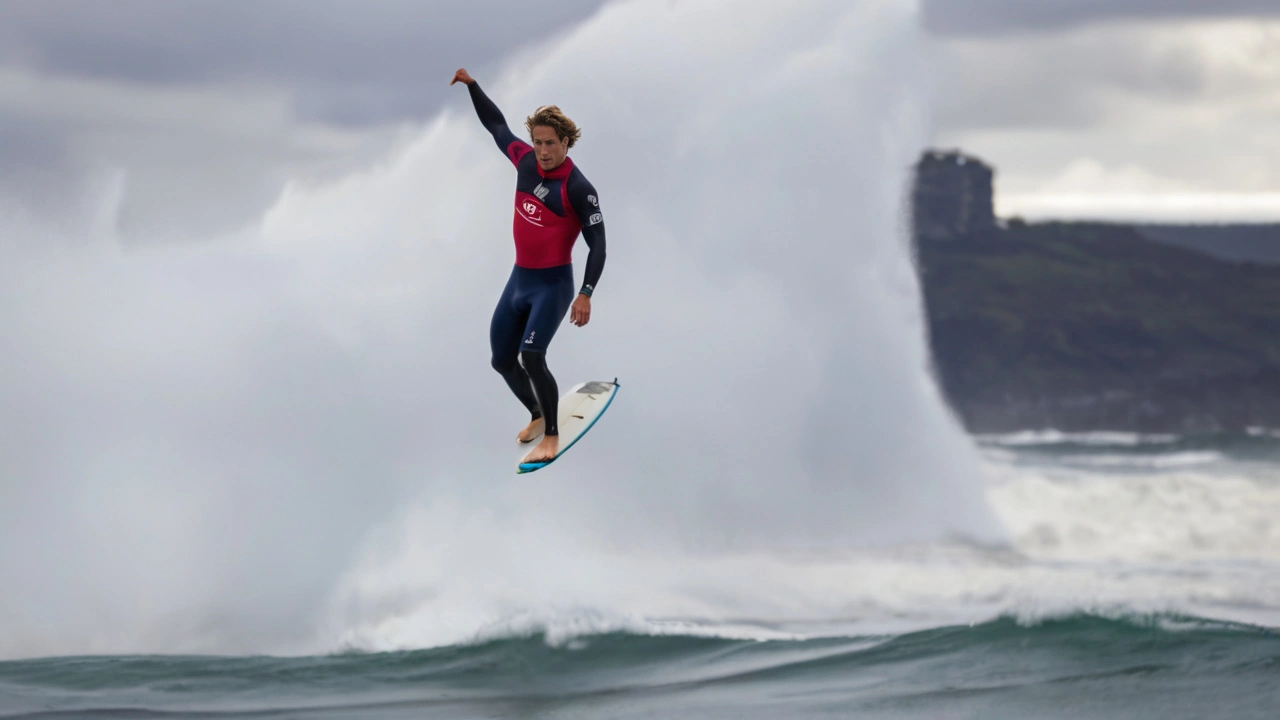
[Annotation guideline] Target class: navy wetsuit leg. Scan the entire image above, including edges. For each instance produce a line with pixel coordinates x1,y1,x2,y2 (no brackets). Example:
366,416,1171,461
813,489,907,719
515,265,575,436
516,264,575,353
490,265,575,434
490,267,541,418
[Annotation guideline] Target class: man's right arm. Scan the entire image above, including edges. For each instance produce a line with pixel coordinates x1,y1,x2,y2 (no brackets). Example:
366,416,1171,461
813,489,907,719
459,76,531,166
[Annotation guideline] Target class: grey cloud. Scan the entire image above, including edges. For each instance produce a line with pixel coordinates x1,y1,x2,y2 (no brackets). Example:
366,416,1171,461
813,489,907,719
0,111,71,183
0,0,605,241
0,110,82,216
0,0,606,127
931,24,1213,133
924,0,1280,36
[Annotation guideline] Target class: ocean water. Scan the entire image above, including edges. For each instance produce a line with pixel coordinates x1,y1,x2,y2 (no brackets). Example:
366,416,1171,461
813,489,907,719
1,620,1278,719
3,433,1279,718
3,0,1278,717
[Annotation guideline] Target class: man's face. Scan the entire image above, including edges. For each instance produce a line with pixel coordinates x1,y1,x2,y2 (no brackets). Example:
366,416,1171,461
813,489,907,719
531,126,568,171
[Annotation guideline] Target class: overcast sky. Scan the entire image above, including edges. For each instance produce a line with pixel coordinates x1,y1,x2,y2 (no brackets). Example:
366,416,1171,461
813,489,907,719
0,0,604,241
3,0,1280,236
923,0,1280,220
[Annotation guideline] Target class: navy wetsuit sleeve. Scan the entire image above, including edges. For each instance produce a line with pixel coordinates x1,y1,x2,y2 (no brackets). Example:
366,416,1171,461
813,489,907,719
568,176,606,297
467,81,531,165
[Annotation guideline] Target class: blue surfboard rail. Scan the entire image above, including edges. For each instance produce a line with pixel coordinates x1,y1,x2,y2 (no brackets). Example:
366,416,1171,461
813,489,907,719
517,378,619,474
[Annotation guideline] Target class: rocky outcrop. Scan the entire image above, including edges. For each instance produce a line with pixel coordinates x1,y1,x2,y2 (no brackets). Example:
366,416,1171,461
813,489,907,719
917,222,1280,433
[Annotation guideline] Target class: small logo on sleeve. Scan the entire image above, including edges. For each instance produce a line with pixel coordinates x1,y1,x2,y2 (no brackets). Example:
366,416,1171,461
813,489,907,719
587,194,598,207
587,213,603,226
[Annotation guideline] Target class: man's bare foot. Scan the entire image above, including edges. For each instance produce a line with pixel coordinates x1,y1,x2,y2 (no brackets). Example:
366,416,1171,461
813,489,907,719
517,417,545,444
521,434,559,464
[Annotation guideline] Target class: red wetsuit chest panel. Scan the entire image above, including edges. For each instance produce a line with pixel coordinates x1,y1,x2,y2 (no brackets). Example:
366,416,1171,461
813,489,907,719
513,191,581,268
505,143,582,268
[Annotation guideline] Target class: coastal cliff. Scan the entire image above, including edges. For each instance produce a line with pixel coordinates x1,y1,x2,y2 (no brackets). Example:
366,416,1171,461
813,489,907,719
916,222,1280,433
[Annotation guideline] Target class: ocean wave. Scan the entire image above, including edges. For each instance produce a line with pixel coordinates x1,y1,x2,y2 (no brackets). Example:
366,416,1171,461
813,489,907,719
1062,451,1224,468
987,465,1280,563
976,430,1181,447
463,610,809,648
437,610,1279,651
977,430,1280,469
980,448,1225,471
5,612,1276,720
3,612,1272,688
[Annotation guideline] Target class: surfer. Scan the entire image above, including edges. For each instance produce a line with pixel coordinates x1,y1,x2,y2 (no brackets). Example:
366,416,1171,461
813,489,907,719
451,67,607,466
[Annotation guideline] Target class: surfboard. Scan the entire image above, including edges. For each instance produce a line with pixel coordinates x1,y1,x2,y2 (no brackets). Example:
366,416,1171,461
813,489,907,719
517,378,619,474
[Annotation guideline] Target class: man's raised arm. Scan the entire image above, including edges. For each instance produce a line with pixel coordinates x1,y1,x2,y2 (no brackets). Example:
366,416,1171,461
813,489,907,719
451,68,528,163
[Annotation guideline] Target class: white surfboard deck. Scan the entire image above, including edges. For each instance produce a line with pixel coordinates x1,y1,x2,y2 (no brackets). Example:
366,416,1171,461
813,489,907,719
517,378,619,474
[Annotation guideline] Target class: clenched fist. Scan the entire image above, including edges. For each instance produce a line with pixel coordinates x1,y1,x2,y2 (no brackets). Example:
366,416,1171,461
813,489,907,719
450,68,475,86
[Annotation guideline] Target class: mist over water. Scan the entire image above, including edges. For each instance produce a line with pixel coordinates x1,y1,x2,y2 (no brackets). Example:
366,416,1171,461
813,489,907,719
0,0,1004,659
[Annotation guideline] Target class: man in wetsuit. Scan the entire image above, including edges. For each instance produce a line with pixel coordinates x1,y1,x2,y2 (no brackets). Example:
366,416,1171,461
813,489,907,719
450,67,607,466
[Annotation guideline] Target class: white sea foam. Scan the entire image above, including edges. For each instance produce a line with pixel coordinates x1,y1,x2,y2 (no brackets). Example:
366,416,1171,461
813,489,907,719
976,430,1181,447
1062,451,1224,469
323,445,1280,651
5,0,1278,661
985,464,1280,563
0,0,1007,660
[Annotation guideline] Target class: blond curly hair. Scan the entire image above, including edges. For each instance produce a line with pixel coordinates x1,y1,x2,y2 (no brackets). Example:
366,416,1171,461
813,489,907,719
525,105,582,148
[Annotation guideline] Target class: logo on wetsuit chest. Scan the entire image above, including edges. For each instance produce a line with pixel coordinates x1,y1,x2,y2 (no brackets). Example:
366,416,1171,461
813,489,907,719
534,183,550,200
520,199,544,225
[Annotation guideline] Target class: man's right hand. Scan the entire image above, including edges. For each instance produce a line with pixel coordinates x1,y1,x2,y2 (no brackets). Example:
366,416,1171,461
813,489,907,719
450,68,475,86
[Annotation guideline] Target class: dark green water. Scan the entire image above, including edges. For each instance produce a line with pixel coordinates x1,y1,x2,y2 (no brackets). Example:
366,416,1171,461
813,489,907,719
3,613,1277,719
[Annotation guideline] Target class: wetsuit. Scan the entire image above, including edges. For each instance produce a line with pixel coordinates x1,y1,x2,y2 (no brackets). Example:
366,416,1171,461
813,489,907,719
467,82,606,437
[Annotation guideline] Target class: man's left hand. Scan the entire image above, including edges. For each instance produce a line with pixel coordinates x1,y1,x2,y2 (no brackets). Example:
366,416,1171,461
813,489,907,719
570,294,591,327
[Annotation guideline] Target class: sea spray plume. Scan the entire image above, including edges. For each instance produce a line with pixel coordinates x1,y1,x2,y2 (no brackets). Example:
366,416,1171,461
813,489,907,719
0,0,1001,660
317,0,1004,650
0,196,438,659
